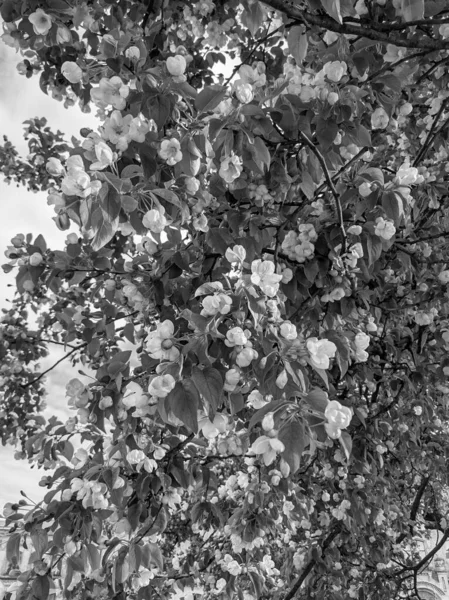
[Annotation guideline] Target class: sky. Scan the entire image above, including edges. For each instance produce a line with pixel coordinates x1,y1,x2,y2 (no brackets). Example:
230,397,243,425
0,39,98,507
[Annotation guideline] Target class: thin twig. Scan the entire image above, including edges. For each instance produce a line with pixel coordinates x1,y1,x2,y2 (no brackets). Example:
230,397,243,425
21,343,88,388
413,97,449,166
297,130,347,253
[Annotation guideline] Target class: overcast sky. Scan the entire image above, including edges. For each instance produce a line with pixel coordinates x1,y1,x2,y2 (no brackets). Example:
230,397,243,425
0,40,98,507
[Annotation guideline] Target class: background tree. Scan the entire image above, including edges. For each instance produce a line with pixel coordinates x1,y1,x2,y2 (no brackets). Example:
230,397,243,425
3,0,449,599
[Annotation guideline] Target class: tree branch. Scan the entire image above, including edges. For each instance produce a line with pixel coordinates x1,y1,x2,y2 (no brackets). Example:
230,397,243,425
283,525,341,600
413,97,449,166
21,343,88,388
261,0,449,50
296,130,347,253
396,476,431,544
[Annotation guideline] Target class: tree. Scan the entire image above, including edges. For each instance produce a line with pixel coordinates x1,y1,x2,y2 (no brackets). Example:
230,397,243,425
3,0,449,598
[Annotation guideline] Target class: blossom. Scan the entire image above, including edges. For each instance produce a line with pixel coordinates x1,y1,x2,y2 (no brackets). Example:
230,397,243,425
395,164,423,186
201,293,232,317
439,270,449,284
371,107,389,130
225,245,246,264
374,217,396,240
90,77,129,110
102,110,133,149
224,368,240,392
61,169,92,198
439,23,449,39
166,55,187,76
251,435,285,466
348,225,362,235
159,138,182,165
354,332,370,362
122,382,149,409
219,153,243,183
29,252,43,266
61,62,83,84
198,413,228,439
234,81,254,103
46,158,65,177
90,141,115,170
247,390,267,409
325,400,353,439
29,8,52,35
306,337,337,370
280,321,297,341
148,374,176,398
146,320,180,361
225,326,249,347
250,260,282,297
358,182,372,197
142,208,167,233
236,347,258,367
323,61,347,83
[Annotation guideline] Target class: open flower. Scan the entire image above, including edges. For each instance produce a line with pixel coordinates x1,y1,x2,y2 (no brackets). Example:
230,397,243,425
198,413,228,439
306,337,337,370
201,293,232,317
219,153,242,183
146,320,180,361
90,141,115,170
29,8,52,35
323,61,347,82
159,138,182,165
225,326,249,347
251,260,282,297
122,382,149,409
371,107,389,130
142,208,167,233
251,435,285,466
374,217,396,240
148,374,176,398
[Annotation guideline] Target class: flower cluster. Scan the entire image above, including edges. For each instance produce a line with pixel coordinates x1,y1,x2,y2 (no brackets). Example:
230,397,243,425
282,224,318,263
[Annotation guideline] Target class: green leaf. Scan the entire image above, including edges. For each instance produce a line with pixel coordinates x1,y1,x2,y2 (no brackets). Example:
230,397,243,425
147,543,164,570
320,0,342,23
99,184,121,222
306,388,329,413
191,367,224,414
195,86,227,113
287,25,308,65
251,137,271,172
166,381,200,432
6,532,21,562
339,430,353,460
401,0,424,21
241,0,265,35
31,528,48,559
315,118,338,151
91,207,119,252
382,191,404,226
279,419,306,474
31,576,50,600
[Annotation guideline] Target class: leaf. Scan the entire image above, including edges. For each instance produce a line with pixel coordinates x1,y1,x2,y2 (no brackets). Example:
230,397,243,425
306,388,329,413
99,184,121,222
287,25,308,65
195,86,227,113
382,191,404,226
31,576,50,600
151,188,182,208
91,207,119,252
320,0,342,23
241,0,265,35
401,0,424,21
191,367,223,414
315,118,338,151
147,543,164,570
339,430,353,460
251,136,271,172
166,381,200,432
31,528,48,559
194,282,224,297
6,532,21,562
278,419,306,474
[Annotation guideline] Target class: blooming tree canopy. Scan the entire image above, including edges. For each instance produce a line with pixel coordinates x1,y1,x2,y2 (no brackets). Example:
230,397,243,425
2,0,449,599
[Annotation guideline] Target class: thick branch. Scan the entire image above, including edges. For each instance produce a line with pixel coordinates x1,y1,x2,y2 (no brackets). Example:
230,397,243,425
262,0,449,50
396,476,431,544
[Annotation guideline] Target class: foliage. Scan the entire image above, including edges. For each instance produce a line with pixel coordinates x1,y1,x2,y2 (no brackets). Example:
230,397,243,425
3,0,449,599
